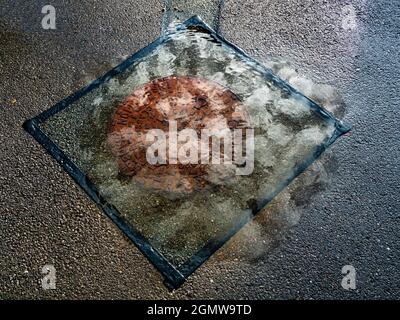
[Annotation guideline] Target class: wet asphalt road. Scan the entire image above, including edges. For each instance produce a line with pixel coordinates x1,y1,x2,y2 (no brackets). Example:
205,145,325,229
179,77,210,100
0,0,399,299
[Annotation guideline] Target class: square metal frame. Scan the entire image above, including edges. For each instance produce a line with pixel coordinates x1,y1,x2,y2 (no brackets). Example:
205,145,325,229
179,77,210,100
23,16,350,290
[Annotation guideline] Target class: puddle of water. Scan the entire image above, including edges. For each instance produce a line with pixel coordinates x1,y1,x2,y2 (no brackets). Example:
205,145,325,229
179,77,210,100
217,61,348,264
27,17,349,288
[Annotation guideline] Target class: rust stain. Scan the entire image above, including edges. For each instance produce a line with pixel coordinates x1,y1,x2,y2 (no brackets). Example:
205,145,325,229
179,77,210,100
108,76,250,193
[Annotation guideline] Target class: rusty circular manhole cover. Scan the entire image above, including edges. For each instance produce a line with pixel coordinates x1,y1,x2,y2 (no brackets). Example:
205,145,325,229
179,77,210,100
108,76,250,193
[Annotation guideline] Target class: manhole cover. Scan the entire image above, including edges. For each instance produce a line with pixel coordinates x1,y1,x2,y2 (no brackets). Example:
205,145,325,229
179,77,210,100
108,75,250,193
24,16,350,289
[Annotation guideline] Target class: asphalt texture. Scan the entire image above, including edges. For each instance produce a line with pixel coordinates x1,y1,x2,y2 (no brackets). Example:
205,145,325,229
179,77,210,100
0,0,399,299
